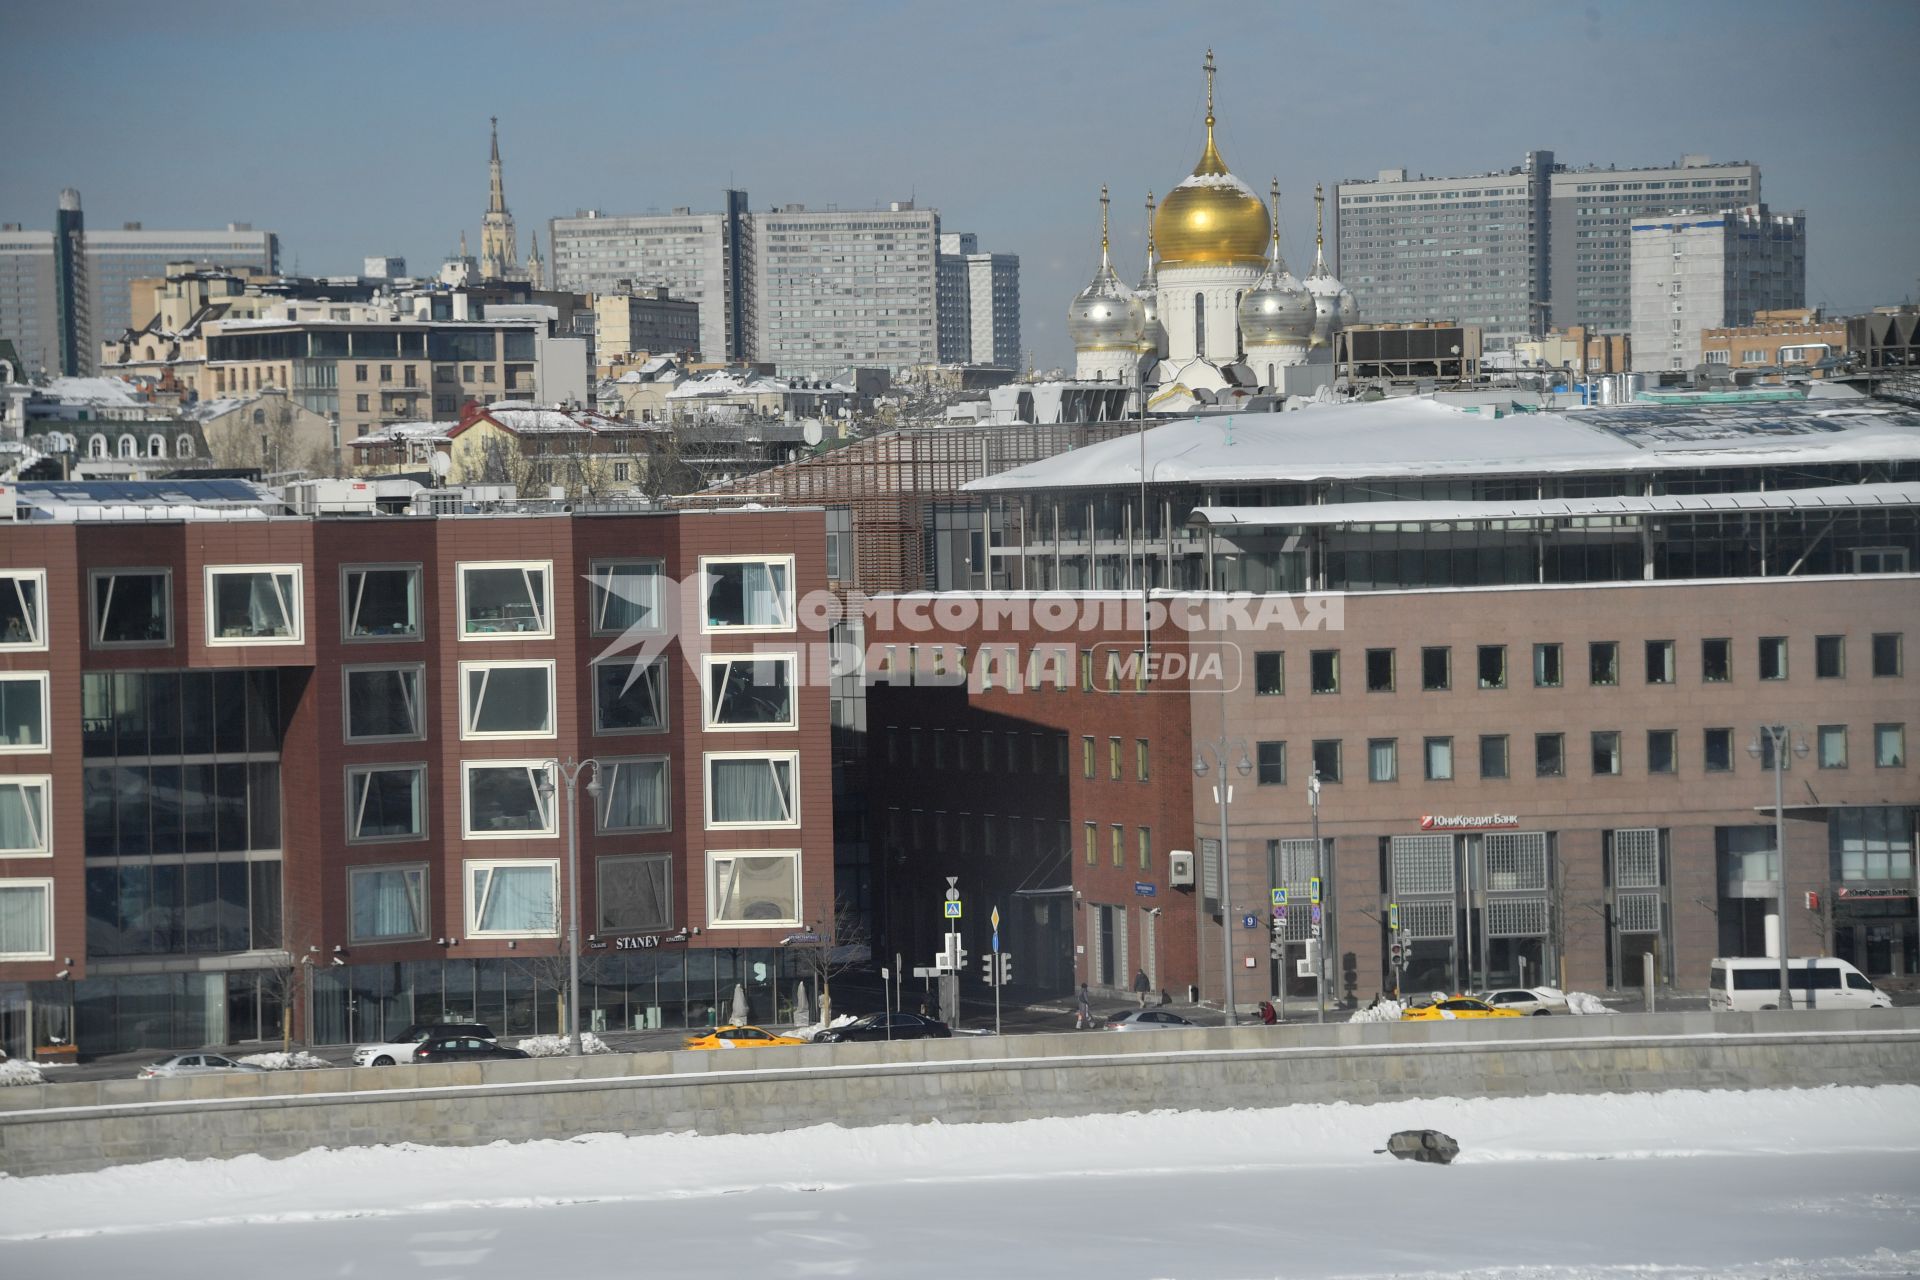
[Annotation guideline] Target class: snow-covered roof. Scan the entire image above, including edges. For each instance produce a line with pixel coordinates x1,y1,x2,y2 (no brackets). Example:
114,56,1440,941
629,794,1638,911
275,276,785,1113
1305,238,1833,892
666,370,848,400
39,376,147,407
353,420,450,445
964,397,1920,492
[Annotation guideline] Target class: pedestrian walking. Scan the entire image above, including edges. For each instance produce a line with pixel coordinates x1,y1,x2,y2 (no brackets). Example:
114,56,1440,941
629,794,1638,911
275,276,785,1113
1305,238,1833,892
1076,982,1092,1029
1132,967,1151,1008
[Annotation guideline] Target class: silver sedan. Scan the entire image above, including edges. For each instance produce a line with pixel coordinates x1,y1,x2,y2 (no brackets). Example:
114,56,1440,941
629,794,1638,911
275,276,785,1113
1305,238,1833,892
137,1053,266,1079
1477,987,1572,1016
1102,1009,1200,1032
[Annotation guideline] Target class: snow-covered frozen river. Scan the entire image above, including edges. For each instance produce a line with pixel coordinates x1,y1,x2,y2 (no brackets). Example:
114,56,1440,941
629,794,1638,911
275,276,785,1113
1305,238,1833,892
4,1086,1917,1278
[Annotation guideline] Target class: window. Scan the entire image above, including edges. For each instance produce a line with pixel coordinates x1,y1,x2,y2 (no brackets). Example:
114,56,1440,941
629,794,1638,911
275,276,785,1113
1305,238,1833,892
0,880,53,959
597,757,670,833
1257,741,1286,785
355,364,367,382
0,777,50,856
1423,736,1453,781
90,569,170,647
1872,633,1902,677
1758,636,1787,681
705,752,799,828
1704,727,1734,773
1136,739,1150,781
1479,734,1509,780
346,765,426,842
461,761,556,838
0,673,49,753
1311,740,1342,783
0,570,45,650
598,854,671,934
1368,738,1398,782
356,394,369,412
1589,641,1619,686
1107,736,1122,780
458,561,551,639
1535,733,1565,778
1477,645,1506,690
593,657,669,734
707,850,800,927
1084,822,1096,865
1254,652,1284,695
1818,725,1848,769
1532,643,1561,688
349,864,427,942
702,555,793,631
1591,731,1622,776
342,565,420,640
1815,635,1845,679
1876,724,1906,768
589,560,662,635
1702,637,1731,683
206,565,302,644
1310,650,1340,694
1645,639,1675,684
1111,824,1123,867
703,654,793,729
1647,730,1677,775
466,859,559,937
343,665,425,741
461,660,556,738
1366,648,1395,692
1421,647,1450,691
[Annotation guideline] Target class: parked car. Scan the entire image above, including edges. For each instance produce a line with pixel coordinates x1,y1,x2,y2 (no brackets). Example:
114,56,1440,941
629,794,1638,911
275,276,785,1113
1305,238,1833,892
354,1022,498,1067
683,1025,808,1050
412,1035,530,1064
813,1012,952,1043
1399,996,1522,1022
1708,956,1893,1011
1103,1009,1200,1032
1477,987,1572,1016
137,1053,266,1079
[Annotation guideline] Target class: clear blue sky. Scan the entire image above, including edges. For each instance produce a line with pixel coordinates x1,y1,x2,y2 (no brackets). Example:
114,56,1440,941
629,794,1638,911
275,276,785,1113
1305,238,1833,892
6,0,1917,370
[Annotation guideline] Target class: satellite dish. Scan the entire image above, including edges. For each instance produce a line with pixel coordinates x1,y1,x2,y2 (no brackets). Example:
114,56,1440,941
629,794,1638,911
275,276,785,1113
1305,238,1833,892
801,420,824,446
428,452,452,478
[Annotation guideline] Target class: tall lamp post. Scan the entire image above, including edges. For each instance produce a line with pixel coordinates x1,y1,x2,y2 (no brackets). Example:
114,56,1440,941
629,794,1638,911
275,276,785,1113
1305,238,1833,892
1747,725,1807,1010
1310,766,1326,1024
538,757,602,1055
1194,738,1253,1024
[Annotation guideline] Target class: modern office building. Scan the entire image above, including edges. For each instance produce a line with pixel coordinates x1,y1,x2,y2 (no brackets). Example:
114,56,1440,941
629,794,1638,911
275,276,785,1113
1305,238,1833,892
0,480,833,1060
938,232,1022,369
1630,204,1806,372
549,200,749,364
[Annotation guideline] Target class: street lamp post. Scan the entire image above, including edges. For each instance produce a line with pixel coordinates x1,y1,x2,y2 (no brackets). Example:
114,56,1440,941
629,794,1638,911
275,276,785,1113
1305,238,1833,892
1194,738,1253,1024
1747,726,1807,1010
1310,766,1325,1024
539,758,602,1055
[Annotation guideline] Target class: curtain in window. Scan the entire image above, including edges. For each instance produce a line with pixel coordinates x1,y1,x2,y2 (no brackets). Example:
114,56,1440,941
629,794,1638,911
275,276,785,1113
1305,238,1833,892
472,864,554,932
0,884,48,954
0,783,43,851
710,758,793,824
249,574,291,636
594,565,657,632
352,868,423,939
1369,740,1397,781
712,855,795,922
599,760,666,830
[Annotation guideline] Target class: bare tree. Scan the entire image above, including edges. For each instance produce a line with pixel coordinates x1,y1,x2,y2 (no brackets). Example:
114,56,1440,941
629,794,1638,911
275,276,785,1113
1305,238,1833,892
207,394,337,478
786,897,872,1027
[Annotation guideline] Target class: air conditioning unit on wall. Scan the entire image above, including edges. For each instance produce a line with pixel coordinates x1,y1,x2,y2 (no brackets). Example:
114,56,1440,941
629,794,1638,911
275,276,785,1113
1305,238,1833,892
1168,850,1195,887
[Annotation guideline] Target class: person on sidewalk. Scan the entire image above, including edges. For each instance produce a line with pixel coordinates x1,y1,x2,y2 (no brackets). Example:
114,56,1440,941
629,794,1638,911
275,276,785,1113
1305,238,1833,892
1076,983,1092,1029
1132,968,1151,1008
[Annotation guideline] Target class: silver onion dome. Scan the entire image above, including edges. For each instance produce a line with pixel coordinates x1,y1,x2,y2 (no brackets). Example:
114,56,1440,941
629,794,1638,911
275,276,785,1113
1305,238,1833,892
1239,269,1314,346
1069,185,1146,353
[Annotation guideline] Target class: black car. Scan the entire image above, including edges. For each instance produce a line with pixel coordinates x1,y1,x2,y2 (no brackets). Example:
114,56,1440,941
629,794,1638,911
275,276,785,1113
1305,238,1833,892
412,1035,530,1064
814,1011,952,1043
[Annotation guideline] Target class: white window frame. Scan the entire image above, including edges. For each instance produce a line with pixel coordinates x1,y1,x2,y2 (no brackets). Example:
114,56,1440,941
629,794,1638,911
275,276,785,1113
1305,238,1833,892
342,664,428,743
461,760,558,840
705,849,801,930
464,858,561,938
345,763,428,844
89,568,172,648
347,863,430,943
0,775,51,857
703,750,801,830
0,672,51,754
0,878,54,960
699,554,795,635
596,852,674,935
340,563,423,643
456,559,553,641
0,569,47,652
204,564,304,646
701,651,798,732
588,558,664,637
595,755,672,834
459,659,557,740
591,656,670,736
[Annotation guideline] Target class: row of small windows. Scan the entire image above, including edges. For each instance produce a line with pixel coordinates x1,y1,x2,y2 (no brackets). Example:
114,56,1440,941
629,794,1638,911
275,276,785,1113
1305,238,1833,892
80,433,196,459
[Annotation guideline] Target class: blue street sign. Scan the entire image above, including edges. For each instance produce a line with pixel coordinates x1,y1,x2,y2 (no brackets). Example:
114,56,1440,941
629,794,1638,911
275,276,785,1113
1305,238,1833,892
1242,914,1259,929
992,930,1000,953
1272,888,1288,907
943,901,963,919
1135,882,1157,897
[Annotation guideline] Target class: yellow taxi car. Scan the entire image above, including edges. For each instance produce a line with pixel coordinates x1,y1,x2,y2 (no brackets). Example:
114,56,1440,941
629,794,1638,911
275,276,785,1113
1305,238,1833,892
1399,995,1523,1022
683,1025,808,1050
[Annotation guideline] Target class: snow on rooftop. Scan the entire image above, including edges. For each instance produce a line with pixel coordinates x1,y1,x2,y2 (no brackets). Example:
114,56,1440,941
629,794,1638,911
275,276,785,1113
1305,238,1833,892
40,376,146,406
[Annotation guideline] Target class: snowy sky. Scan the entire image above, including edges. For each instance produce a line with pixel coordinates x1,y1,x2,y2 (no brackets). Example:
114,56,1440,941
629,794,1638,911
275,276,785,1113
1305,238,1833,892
6,0,1919,370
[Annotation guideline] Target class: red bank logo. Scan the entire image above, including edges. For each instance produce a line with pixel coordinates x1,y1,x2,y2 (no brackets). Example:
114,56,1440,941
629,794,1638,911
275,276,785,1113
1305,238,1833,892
1420,813,1520,831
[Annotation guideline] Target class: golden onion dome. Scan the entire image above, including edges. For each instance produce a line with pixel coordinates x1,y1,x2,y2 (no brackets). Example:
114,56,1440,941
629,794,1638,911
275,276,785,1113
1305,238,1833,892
1153,54,1269,269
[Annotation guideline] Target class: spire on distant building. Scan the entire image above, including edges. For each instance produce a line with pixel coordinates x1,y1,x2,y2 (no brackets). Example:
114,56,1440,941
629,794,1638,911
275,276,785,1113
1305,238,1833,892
526,233,544,290
479,117,519,282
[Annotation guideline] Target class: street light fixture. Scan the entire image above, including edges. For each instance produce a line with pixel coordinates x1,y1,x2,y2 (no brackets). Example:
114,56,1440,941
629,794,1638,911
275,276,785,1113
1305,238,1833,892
1194,739,1253,1024
537,758,602,1055
1746,726,1808,1010
1309,766,1326,1024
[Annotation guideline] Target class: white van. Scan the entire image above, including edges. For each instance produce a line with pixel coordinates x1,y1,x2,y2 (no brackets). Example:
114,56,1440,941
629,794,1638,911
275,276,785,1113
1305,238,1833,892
1707,956,1893,1011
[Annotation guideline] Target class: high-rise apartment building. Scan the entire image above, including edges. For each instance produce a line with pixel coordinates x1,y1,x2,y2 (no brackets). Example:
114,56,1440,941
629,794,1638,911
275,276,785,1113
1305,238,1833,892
938,232,1021,368
548,197,752,363
1629,204,1806,372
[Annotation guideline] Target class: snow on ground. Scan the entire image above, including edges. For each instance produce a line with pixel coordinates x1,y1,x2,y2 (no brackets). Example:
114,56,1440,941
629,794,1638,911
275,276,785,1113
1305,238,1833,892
786,1013,857,1042
233,1051,330,1071
513,1032,611,1057
0,1059,44,1086
1567,990,1611,1014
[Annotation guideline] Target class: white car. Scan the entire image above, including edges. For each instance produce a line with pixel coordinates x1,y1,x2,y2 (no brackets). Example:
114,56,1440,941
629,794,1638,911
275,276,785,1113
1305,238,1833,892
137,1053,266,1079
353,1022,498,1067
1477,987,1572,1016
1102,1009,1200,1032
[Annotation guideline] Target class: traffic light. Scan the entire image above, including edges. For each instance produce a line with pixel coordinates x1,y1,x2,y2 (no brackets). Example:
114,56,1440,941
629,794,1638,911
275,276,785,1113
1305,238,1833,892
1389,939,1405,967
998,953,1013,985
981,953,998,984
1269,934,1285,960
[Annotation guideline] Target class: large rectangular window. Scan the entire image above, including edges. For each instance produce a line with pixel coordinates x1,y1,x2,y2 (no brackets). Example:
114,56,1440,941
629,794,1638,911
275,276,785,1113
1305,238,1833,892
1645,640,1675,685
595,658,668,734
1256,741,1286,785
1311,739,1342,783
465,859,559,936
206,565,302,644
0,570,46,650
1310,650,1340,694
1818,725,1848,769
346,765,426,842
704,654,794,730
461,660,556,738
1758,636,1787,681
0,777,50,856
1876,724,1907,768
1591,731,1622,775
343,665,425,741
1535,733,1565,778
1589,641,1619,686
1532,643,1561,688
0,879,53,959
1366,648,1395,693
348,864,427,942
1704,727,1734,773
458,561,551,638
0,673,49,752
1872,633,1903,678
341,565,421,641
705,752,799,828
707,850,800,927
1702,638,1731,683
598,853,672,934
1421,646,1450,691
589,559,662,636
1368,738,1398,783
702,555,794,632
1254,652,1284,695
1815,635,1845,679
461,761,556,839
1424,736,1454,781
90,569,171,647
1479,734,1509,780
597,756,670,834
1647,730,1678,775
1477,645,1506,690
